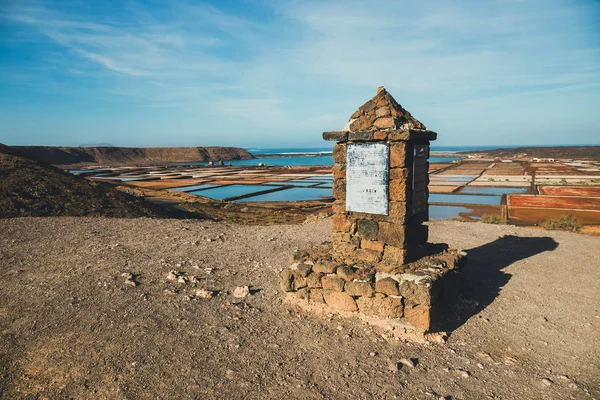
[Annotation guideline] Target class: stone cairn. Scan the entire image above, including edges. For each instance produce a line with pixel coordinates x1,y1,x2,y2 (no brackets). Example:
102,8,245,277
280,87,466,332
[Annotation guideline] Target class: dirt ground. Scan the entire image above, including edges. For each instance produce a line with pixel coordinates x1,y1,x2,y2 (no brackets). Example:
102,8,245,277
0,218,598,399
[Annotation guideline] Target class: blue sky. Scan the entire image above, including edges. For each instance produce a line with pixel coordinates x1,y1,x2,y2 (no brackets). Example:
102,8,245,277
1,0,599,148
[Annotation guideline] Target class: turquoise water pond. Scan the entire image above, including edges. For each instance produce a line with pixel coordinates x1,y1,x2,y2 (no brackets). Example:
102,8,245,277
190,184,276,200
459,187,528,195
235,187,333,202
429,194,501,205
429,205,481,220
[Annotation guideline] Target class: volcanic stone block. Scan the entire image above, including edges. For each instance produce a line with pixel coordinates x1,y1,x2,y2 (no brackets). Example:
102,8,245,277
324,291,358,312
400,280,439,306
382,245,408,265
373,130,388,140
331,232,351,244
332,144,347,164
360,239,384,253
404,303,434,331
332,214,352,233
322,275,345,291
354,267,375,282
280,268,307,292
389,180,408,202
388,201,409,221
332,179,346,200
323,131,348,142
313,260,338,274
334,243,358,261
389,168,409,180
375,277,400,296
332,164,345,178
306,272,324,288
296,263,312,277
376,106,390,118
310,288,325,304
356,294,403,318
377,222,407,248
336,265,355,281
357,248,382,263
373,117,395,129
332,201,346,214
348,131,375,141
349,115,376,132
345,281,374,297
356,219,378,240
389,143,407,167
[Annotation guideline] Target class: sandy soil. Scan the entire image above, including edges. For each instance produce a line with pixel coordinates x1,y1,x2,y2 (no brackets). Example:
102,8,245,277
1,218,598,399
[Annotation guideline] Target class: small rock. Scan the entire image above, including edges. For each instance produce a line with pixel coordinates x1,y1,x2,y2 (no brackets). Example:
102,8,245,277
388,361,400,372
399,358,416,369
233,286,250,298
125,279,137,287
541,378,553,386
457,369,470,378
204,268,213,274
194,289,215,299
167,271,179,281
369,352,377,357
177,276,188,284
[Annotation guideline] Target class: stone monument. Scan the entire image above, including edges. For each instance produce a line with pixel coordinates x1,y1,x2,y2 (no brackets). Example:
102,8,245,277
280,87,465,332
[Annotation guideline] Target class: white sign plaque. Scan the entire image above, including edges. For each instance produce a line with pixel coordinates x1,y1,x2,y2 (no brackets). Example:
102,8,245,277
346,143,389,215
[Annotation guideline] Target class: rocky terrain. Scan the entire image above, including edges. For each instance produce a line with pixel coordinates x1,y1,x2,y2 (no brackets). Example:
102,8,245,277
0,144,173,218
459,146,600,161
1,218,598,399
11,145,254,167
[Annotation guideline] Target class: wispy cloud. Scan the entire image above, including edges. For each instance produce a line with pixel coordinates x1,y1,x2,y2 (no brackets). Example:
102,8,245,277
1,0,599,146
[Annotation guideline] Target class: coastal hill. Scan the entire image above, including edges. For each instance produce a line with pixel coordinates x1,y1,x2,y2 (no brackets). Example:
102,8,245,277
458,146,600,161
0,143,172,218
11,145,254,166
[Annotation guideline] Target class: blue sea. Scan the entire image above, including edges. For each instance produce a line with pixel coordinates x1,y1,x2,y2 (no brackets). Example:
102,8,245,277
174,146,508,167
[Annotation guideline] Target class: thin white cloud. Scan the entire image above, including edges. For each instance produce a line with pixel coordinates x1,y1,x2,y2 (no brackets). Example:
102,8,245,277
1,0,599,146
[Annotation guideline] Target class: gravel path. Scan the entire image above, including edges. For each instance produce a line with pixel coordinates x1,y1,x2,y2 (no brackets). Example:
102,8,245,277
1,217,598,399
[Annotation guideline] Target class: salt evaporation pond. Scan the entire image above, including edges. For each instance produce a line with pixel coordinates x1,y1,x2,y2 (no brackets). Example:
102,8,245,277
429,205,482,220
459,187,529,195
169,184,220,192
190,184,275,200
235,187,333,202
429,194,501,205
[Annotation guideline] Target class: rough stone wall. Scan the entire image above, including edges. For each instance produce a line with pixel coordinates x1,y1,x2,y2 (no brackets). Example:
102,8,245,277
281,244,465,331
327,130,433,268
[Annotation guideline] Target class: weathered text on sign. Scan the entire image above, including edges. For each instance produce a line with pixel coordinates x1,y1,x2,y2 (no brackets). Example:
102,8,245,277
346,143,389,215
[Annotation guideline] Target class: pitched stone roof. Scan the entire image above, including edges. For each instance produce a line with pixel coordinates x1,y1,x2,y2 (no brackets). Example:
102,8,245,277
342,86,426,132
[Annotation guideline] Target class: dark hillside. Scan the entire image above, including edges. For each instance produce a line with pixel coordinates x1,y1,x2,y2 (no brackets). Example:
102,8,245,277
0,144,173,218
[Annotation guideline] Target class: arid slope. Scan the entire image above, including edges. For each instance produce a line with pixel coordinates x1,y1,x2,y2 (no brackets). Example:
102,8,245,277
0,144,171,218
12,145,254,166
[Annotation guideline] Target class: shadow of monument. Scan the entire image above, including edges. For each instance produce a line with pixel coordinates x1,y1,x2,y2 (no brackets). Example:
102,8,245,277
436,235,559,333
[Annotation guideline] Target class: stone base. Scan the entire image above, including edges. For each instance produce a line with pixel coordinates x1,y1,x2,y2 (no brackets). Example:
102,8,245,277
281,242,466,332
